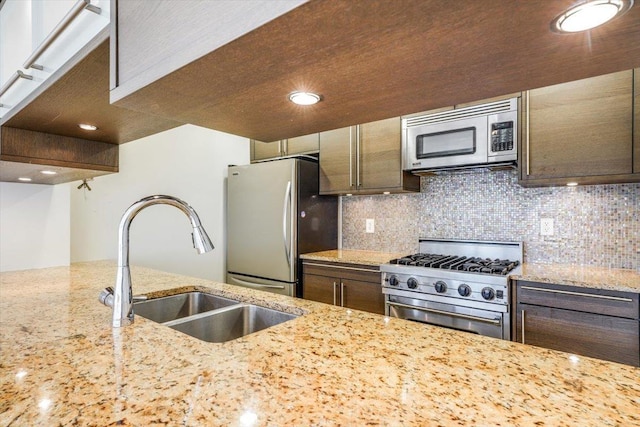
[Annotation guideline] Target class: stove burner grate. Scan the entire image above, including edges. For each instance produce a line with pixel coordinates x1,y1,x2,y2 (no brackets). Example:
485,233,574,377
390,253,519,275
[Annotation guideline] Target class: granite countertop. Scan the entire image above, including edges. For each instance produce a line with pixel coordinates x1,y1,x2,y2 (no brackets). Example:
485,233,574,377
300,249,405,266
2,261,640,426
302,250,640,294
515,262,640,294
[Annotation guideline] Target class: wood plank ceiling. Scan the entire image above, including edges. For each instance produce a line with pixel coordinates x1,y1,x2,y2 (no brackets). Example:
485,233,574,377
113,0,640,142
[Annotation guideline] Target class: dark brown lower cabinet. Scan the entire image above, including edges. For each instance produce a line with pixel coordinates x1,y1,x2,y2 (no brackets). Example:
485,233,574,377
514,280,640,366
302,261,384,315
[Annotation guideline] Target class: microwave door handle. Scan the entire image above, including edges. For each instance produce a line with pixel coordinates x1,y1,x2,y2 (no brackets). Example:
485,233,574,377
282,180,291,267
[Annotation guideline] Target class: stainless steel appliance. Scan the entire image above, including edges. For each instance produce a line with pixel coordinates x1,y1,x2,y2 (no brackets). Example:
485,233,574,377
403,97,518,173
381,239,522,340
227,158,338,297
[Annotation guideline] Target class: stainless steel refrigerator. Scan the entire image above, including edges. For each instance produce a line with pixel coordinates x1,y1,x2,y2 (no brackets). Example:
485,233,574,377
226,158,338,297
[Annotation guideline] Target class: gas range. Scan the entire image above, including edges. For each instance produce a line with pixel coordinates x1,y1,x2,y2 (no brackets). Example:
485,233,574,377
380,239,523,340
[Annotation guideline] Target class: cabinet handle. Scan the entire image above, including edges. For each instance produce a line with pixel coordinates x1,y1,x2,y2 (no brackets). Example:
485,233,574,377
303,262,378,273
340,282,345,307
525,91,530,176
23,0,102,70
348,128,354,187
386,301,502,325
521,286,633,302
355,125,361,187
333,282,337,306
0,70,33,98
521,309,526,344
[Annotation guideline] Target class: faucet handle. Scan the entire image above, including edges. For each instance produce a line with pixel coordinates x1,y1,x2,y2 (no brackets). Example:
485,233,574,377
99,287,114,307
100,287,147,308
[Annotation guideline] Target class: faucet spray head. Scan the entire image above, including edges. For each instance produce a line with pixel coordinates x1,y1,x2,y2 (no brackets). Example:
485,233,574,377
192,226,214,253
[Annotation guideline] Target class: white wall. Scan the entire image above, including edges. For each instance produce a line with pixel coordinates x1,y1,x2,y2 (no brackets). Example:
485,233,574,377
0,182,70,272
70,124,248,281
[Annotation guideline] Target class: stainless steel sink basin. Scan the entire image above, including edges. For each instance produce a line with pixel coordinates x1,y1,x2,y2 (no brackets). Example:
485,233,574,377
164,304,299,343
133,292,239,323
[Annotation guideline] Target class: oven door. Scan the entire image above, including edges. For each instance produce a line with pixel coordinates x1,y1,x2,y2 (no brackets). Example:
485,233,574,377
386,294,507,340
404,115,488,170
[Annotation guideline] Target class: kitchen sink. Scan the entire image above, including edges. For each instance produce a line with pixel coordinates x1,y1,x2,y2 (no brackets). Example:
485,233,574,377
164,304,299,343
133,292,239,323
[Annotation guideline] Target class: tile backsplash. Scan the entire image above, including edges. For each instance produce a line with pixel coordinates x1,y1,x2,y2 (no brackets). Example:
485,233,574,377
341,170,640,270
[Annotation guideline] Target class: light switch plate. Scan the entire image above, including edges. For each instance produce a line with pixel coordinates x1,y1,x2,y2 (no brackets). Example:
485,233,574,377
366,218,375,233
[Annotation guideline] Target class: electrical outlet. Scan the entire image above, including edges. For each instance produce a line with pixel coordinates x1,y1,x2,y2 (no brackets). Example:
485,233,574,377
365,218,375,233
540,218,554,236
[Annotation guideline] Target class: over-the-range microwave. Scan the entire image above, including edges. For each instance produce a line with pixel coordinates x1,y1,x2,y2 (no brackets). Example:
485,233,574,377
403,97,518,173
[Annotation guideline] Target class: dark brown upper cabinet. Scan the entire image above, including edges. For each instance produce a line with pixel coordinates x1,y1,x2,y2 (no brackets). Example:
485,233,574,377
519,70,640,187
250,133,319,163
319,117,419,196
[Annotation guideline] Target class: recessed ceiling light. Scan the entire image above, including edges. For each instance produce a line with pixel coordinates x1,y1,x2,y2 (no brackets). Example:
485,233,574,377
78,123,98,131
288,91,321,106
40,170,57,175
566,182,579,186
551,0,633,33
18,177,32,182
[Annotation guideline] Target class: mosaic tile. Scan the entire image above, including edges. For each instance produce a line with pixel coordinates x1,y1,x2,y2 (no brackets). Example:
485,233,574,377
341,170,639,270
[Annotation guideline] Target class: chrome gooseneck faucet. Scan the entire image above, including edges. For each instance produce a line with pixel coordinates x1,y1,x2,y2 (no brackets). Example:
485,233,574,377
100,195,214,327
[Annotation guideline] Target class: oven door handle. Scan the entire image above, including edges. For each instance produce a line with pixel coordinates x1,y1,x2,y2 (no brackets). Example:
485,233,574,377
386,301,502,325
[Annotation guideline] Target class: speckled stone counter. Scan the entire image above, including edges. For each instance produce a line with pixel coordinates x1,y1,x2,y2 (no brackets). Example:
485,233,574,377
515,263,640,294
300,249,404,266
2,261,639,426
303,250,640,294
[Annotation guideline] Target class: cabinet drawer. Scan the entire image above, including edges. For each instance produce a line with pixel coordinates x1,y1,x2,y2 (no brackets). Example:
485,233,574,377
302,262,380,283
517,304,639,366
516,281,639,319
302,273,336,306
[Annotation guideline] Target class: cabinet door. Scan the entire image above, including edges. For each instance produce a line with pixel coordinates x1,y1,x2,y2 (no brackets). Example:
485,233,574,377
634,69,640,173
285,133,319,156
0,0,35,117
358,117,402,191
522,70,633,182
251,140,281,162
341,279,385,315
113,1,304,98
516,303,639,366
29,0,109,78
303,274,337,306
319,127,355,194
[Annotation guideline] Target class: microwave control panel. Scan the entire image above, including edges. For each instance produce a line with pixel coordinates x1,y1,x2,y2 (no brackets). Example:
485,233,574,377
491,121,514,152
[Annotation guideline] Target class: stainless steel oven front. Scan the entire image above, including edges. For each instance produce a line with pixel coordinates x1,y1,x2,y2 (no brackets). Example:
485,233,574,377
385,292,510,340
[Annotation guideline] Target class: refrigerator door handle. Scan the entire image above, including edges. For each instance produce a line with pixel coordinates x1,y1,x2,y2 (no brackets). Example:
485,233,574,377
229,276,286,290
282,180,292,267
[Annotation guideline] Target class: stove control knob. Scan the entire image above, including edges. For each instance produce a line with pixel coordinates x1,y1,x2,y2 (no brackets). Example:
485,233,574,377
388,275,400,286
407,278,419,289
434,281,447,293
458,284,472,297
481,287,495,301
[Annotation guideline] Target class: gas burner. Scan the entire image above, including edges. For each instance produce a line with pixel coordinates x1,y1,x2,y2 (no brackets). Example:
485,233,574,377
390,253,519,275
456,258,520,275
